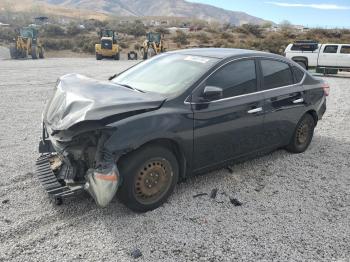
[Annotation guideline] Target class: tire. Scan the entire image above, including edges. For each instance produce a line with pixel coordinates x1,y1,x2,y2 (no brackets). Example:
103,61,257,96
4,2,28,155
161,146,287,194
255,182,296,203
39,47,44,59
9,45,18,59
128,51,138,60
141,47,148,60
31,46,38,59
117,145,179,212
96,53,102,60
114,52,120,60
296,61,307,70
286,114,315,153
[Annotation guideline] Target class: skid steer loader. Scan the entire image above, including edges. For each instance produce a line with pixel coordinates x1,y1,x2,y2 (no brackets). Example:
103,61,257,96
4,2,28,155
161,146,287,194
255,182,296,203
10,27,44,59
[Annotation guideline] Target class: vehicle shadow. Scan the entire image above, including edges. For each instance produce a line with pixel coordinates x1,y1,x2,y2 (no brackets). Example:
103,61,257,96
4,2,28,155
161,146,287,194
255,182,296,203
53,133,350,221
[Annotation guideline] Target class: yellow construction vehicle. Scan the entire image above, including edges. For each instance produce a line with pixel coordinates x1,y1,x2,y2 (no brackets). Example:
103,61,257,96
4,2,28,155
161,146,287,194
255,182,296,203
140,32,165,60
95,29,120,60
10,27,44,59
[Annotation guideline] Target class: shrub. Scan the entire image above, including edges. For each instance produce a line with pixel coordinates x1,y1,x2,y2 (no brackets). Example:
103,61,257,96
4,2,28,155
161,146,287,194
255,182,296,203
42,24,65,37
66,23,83,36
155,27,170,35
172,30,189,46
195,32,210,44
119,42,129,49
0,27,16,42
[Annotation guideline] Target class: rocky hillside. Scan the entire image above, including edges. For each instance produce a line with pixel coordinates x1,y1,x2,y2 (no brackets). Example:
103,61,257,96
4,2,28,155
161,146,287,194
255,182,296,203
41,0,267,25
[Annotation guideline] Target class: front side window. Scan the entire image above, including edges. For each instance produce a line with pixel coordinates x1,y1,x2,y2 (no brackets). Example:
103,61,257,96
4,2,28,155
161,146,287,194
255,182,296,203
340,46,350,54
261,60,293,90
206,59,257,99
324,45,338,53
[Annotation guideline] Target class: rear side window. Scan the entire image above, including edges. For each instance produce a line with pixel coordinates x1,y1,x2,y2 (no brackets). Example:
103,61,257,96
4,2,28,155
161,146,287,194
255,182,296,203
260,60,293,90
206,59,257,98
340,46,350,54
292,66,305,83
323,45,338,53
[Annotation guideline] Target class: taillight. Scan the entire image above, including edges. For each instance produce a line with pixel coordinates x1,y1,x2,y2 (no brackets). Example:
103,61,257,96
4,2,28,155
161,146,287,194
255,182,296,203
322,82,330,96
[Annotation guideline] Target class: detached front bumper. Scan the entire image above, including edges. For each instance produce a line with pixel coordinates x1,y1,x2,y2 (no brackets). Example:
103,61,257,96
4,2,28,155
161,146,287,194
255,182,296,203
35,154,84,203
36,154,120,207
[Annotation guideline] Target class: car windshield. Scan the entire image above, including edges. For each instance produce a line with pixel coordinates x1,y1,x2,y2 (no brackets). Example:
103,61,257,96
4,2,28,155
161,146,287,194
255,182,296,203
112,54,219,95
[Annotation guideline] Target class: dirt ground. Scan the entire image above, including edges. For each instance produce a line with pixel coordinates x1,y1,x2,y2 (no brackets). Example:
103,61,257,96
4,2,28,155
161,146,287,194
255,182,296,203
0,58,349,262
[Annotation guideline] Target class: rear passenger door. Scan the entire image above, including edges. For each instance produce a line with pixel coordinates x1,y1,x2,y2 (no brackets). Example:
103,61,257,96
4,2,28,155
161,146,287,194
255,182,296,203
259,59,307,147
338,45,350,68
318,45,339,67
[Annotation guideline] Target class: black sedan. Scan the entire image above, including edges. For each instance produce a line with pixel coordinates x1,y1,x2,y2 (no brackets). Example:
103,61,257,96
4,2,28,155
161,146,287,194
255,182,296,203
37,48,328,212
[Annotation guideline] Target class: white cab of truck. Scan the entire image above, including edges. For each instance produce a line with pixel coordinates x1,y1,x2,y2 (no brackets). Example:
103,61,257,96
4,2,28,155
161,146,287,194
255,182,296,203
285,41,350,70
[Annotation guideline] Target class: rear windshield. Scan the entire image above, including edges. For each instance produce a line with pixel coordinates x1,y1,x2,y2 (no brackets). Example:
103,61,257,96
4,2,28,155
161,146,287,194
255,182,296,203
291,43,319,52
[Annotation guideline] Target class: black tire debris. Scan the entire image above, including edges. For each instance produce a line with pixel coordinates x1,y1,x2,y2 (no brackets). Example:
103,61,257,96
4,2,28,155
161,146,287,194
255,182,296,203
230,197,242,206
210,188,218,199
193,193,208,198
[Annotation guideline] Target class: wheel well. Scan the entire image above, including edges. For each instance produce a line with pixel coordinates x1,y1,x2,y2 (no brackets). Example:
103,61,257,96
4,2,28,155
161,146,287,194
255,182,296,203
135,138,187,181
306,110,318,125
292,57,308,67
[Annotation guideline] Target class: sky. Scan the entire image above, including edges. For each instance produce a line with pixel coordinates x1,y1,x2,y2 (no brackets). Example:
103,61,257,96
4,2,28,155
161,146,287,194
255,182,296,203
189,0,350,28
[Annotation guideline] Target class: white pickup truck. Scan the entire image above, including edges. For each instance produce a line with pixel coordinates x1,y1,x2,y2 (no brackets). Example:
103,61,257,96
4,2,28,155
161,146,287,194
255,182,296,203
285,41,350,73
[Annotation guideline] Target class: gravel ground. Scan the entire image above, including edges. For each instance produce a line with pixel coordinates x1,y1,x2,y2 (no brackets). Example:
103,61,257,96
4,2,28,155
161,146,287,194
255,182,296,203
0,47,10,60
0,58,349,262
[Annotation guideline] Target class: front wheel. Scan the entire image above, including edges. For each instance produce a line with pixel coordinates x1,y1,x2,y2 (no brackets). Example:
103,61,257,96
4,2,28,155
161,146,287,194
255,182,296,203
31,45,38,59
96,53,102,60
117,145,179,212
286,114,315,153
114,52,120,60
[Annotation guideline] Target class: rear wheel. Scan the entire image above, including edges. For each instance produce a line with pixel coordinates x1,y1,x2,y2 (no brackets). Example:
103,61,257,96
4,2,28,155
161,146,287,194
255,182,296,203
286,114,315,153
114,52,120,60
39,47,44,59
117,145,179,212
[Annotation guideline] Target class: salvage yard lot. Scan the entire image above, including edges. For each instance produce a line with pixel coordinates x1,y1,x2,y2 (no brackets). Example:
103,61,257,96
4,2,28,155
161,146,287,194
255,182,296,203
0,58,349,262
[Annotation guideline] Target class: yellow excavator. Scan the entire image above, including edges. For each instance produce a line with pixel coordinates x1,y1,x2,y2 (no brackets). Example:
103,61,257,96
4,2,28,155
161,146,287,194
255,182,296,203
140,32,165,60
95,29,120,60
10,27,44,59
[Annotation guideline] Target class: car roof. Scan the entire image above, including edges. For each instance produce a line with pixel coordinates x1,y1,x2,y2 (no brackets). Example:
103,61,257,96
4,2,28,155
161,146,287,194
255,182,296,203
169,48,283,60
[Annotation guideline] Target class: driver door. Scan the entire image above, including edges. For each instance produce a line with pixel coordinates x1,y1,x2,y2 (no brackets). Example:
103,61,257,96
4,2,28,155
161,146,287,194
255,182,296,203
191,58,265,171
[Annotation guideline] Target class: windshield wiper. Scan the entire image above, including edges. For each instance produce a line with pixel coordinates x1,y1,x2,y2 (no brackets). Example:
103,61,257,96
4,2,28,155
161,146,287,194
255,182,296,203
116,83,145,93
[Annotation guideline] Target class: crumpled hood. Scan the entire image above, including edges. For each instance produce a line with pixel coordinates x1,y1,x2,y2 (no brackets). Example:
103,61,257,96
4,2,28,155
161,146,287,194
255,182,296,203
43,74,166,131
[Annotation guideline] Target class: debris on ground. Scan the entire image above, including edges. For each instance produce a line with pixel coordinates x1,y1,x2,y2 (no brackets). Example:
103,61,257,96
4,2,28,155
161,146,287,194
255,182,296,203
210,188,218,199
226,166,234,174
2,199,9,204
130,248,143,259
193,193,208,198
230,197,243,206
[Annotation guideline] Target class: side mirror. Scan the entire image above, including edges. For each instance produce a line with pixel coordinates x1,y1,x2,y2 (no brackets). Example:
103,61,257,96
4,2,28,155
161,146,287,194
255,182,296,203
202,86,223,101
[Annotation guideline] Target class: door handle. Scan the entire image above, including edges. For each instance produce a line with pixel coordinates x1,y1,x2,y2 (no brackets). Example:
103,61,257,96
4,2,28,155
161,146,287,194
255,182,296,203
293,98,304,104
247,107,263,114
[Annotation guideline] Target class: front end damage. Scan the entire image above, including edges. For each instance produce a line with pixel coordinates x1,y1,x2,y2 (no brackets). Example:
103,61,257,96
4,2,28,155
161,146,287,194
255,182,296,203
37,127,120,207
36,126,120,207
36,73,166,207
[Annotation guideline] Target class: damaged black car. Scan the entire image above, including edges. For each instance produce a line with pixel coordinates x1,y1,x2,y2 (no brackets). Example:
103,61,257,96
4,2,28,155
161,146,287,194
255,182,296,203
37,48,327,212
